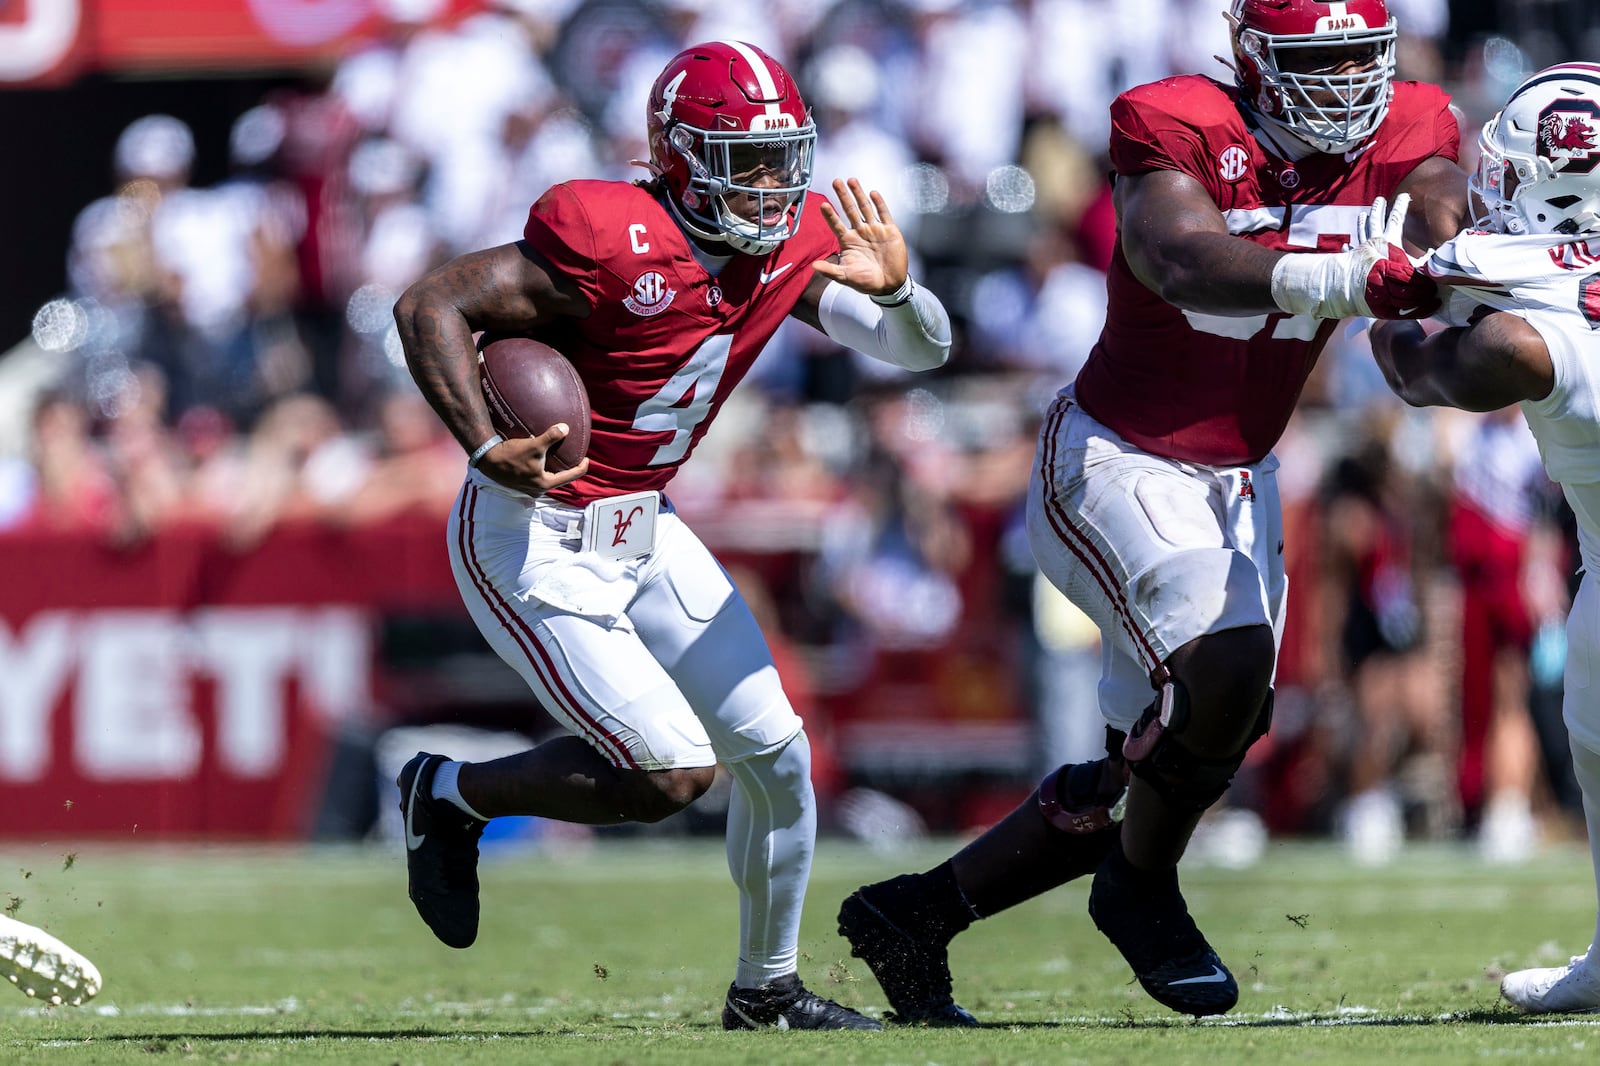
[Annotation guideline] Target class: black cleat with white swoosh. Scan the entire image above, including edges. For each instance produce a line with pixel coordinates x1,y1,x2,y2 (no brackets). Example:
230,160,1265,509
722,973,882,1030
1088,842,1238,1017
398,751,487,949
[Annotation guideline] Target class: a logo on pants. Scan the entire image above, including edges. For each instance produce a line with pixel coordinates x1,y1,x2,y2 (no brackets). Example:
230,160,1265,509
612,506,645,547
1238,470,1255,501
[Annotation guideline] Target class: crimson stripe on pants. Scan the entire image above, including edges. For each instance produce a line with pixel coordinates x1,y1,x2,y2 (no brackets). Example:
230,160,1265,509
455,484,638,768
1038,398,1161,672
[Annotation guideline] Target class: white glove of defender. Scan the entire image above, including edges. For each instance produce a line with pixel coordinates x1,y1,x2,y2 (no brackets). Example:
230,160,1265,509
1270,193,1414,320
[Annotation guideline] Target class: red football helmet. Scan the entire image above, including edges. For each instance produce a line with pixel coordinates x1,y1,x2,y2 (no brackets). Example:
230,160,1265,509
646,41,816,255
1229,0,1397,154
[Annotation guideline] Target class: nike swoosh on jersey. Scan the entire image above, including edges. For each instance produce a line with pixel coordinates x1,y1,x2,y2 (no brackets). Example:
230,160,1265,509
759,263,795,284
1167,966,1231,986
1344,142,1375,163
404,772,427,851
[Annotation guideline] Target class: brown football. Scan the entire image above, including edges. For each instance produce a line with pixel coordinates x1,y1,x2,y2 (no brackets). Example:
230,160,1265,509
477,335,591,472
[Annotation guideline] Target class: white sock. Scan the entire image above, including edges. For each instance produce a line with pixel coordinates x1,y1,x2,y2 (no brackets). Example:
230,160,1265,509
724,731,815,989
1569,738,1600,957
430,760,488,821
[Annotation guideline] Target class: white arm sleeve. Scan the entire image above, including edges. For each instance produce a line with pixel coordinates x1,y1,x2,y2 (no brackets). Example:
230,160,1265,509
817,279,952,371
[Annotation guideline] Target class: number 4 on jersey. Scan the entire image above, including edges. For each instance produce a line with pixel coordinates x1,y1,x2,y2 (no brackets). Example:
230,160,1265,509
632,334,734,466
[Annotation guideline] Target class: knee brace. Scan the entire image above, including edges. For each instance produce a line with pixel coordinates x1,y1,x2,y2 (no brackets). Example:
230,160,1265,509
1038,726,1131,834
1120,681,1274,813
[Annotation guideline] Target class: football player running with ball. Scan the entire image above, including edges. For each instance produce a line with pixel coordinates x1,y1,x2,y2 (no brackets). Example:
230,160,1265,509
392,40,950,1031
837,0,1469,1025
1369,62,1600,1015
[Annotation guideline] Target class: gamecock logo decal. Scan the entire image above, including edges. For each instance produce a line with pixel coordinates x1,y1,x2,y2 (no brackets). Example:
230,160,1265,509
1538,102,1600,174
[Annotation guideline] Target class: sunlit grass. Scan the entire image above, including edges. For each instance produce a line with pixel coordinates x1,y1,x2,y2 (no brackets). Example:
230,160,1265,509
0,837,1596,1063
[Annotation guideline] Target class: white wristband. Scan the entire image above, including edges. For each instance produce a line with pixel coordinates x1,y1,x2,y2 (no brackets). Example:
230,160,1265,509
467,433,505,469
871,276,915,307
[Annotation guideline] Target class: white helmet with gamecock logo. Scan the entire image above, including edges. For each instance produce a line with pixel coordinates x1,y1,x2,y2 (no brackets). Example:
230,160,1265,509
1472,62,1600,236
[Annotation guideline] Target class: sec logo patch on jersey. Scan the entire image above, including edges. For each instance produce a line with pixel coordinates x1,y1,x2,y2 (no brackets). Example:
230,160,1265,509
1218,144,1251,182
624,271,675,316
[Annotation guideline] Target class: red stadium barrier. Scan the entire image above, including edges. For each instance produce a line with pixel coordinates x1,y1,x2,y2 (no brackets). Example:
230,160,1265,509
0,519,459,838
0,0,486,87
0,511,1033,839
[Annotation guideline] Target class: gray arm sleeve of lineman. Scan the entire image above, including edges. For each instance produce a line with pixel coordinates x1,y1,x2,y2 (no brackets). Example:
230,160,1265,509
817,278,952,371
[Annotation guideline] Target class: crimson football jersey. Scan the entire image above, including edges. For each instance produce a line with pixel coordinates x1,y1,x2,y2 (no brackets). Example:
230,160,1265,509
1073,75,1459,466
521,180,838,506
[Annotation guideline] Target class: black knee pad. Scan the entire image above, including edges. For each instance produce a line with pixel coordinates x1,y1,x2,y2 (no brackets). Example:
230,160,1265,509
1121,682,1274,813
1038,727,1131,834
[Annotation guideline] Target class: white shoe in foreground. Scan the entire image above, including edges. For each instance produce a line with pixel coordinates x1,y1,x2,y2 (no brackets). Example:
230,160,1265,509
1501,953,1600,1013
0,914,102,1006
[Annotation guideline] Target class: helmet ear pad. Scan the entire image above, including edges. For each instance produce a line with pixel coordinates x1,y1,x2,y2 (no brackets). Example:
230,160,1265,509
1229,19,1281,120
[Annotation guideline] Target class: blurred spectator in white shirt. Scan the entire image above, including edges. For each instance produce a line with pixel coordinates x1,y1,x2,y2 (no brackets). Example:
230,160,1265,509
384,2,557,253
904,0,1028,194
1025,0,1171,152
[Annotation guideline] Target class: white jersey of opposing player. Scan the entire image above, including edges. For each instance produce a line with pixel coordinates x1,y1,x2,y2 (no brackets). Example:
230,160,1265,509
1428,230,1600,572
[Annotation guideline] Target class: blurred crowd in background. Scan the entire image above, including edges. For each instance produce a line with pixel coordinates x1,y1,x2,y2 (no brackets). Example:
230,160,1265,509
2,0,1597,861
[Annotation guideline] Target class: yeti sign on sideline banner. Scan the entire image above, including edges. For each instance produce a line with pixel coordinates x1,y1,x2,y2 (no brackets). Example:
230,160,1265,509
0,520,457,837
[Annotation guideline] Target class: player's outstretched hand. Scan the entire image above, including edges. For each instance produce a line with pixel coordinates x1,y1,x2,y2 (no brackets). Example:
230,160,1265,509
476,425,590,497
1355,194,1441,320
813,177,910,299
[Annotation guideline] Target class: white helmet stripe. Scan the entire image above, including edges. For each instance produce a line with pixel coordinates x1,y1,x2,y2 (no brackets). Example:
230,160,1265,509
721,39,784,121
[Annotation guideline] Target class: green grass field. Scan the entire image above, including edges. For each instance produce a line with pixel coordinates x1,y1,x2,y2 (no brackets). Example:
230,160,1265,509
2,835,1598,1064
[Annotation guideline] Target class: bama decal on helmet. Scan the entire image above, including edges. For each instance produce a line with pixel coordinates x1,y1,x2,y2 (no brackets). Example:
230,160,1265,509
1316,7,1375,33
623,271,675,316
751,112,798,133
1538,102,1600,174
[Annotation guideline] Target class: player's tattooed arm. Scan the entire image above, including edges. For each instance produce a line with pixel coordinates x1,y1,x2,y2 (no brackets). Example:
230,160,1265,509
1371,311,1553,411
1116,169,1292,316
1395,155,1471,251
393,241,586,455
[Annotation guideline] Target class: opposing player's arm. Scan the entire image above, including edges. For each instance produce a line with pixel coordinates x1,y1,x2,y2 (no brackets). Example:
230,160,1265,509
1117,169,1290,316
1370,311,1554,411
1395,154,1472,251
393,240,590,493
793,177,951,370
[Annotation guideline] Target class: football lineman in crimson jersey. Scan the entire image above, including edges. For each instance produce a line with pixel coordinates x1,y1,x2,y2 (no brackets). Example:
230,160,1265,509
837,0,1471,1025
1371,62,1600,1014
391,40,949,1031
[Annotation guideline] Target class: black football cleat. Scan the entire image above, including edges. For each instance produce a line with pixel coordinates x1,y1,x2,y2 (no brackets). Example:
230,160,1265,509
837,880,980,1027
1087,848,1238,1017
721,973,883,1030
398,751,487,949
